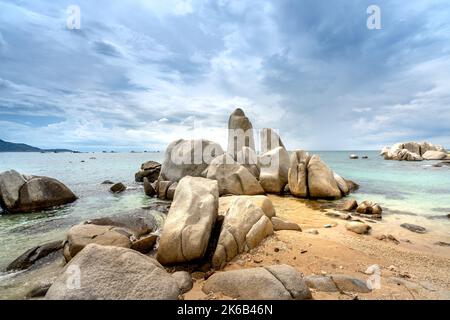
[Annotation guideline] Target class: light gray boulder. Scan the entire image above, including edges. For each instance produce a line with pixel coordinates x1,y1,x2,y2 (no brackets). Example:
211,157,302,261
260,128,285,155
422,150,448,160
203,265,311,300
212,198,273,269
157,177,219,265
288,150,310,198
219,195,276,218
204,154,264,196
0,170,26,210
259,146,290,194
307,155,342,199
159,139,224,182
46,244,181,300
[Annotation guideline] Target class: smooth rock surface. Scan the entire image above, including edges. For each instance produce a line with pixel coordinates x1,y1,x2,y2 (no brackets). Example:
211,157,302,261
46,244,180,300
307,155,342,199
157,177,219,265
212,198,273,269
288,150,310,198
159,139,224,182
205,154,264,196
203,265,311,300
271,217,302,231
219,195,276,218
259,147,290,194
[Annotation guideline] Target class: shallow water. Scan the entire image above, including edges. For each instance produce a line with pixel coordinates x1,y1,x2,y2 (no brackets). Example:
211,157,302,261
0,150,449,269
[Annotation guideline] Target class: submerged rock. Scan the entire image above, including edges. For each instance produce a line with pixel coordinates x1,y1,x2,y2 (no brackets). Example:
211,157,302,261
157,177,219,265
6,240,64,272
110,182,126,193
46,244,181,300
203,265,311,300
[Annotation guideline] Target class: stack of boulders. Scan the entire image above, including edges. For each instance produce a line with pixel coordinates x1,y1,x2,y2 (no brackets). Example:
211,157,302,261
146,108,357,201
338,199,382,219
0,170,77,214
381,142,448,161
135,161,161,182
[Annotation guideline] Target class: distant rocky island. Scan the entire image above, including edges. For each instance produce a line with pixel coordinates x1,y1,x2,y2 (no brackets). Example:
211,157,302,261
0,139,74,153
381,141,449,161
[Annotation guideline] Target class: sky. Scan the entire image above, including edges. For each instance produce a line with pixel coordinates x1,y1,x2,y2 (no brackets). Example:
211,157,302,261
0,0,449,151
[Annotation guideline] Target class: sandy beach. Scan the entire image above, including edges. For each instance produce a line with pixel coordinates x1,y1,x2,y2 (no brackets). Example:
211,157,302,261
185,195,450,300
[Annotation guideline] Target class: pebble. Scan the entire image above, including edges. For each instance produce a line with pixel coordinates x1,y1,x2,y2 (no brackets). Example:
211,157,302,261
324,224,333,228
307,229,319,235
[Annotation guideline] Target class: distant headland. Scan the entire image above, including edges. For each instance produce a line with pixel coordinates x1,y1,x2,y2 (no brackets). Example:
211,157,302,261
0,139,76,153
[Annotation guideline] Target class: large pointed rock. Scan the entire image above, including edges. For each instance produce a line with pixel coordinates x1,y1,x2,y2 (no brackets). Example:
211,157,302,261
45,244,181,300
205,154,264,196
259,147,290,194
288,150,310,198
227,108,255,161
212,198,273,269
157,177,219,265
307,155,342,199
159,139,224,182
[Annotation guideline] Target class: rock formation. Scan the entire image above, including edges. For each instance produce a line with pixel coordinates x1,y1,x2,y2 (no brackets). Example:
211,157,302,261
0,170,77,213
157,177,219,265
227,108,255,161
159,139,224,182
46,244,181,300
381,142,447,161
203,265,311,300
212,198,273,269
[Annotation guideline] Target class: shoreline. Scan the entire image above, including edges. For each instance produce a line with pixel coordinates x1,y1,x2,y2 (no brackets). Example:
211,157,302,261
184,195,450,300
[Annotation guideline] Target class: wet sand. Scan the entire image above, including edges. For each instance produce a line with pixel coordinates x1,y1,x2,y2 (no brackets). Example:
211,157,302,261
185,195,450,300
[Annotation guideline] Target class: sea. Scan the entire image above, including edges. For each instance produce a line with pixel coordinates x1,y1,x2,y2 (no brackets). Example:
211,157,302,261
0,150,449,270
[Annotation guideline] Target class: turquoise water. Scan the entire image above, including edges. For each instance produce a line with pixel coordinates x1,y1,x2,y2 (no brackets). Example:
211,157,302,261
0,150,449,269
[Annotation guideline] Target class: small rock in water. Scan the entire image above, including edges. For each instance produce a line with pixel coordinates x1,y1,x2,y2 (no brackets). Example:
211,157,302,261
400,223,427,234
110,182,126,193
101,180,114,185
362,156,369,159
349,154,359,159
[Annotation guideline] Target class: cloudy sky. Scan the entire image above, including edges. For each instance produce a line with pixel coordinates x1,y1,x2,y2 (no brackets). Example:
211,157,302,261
1,0,449,151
